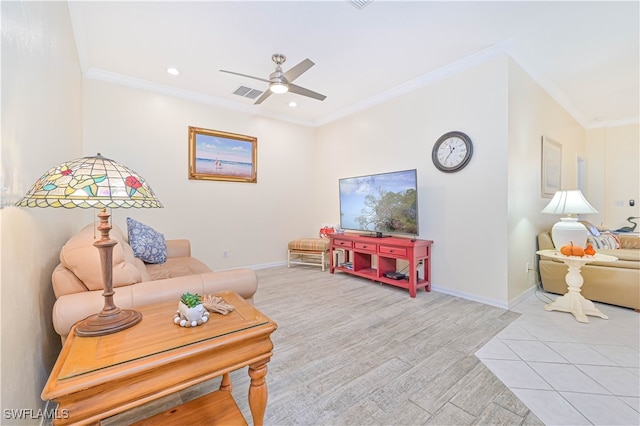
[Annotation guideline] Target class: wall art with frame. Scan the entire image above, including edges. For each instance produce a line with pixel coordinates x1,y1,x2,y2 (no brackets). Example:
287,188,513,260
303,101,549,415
188,126,257,183
541,136,562,198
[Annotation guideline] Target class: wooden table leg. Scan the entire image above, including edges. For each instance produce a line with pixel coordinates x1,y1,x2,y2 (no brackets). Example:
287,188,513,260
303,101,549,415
219,372,232,392
248,362,268,426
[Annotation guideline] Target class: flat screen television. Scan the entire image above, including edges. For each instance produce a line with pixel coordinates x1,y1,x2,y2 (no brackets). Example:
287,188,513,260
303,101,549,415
339,169,418,237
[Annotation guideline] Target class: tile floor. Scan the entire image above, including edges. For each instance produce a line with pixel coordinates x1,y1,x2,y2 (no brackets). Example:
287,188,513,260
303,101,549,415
476,289,640,426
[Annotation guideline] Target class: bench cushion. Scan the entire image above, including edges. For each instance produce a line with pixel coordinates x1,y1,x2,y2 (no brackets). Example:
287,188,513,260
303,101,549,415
288,238,330,252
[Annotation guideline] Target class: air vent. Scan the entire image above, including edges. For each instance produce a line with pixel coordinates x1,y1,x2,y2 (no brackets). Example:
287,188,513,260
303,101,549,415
346,0,372,10
232,85,263,99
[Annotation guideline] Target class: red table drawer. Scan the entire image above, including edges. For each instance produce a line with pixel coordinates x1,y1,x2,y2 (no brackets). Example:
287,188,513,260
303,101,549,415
333,239,353,249
354,242,377,253
380,245,406,257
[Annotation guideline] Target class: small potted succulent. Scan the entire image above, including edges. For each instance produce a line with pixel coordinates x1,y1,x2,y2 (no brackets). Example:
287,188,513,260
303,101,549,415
175,292,208,327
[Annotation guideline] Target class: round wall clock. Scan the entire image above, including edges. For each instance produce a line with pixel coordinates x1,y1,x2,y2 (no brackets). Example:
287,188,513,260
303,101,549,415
432,131,473,173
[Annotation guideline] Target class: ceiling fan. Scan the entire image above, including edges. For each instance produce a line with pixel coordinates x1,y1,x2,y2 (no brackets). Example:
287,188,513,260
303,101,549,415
220,53,326,105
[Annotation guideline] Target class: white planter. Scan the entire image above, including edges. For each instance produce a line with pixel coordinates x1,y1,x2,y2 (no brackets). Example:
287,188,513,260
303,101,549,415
178,301,206,322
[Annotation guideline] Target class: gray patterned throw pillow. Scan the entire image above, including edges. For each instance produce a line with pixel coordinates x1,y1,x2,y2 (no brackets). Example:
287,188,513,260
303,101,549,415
126,217,167,264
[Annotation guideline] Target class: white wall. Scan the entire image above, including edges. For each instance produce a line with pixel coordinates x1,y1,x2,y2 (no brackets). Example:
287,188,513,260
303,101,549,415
507,59,587,301
314,58,511,306
1,1,82,416
587,124,640,230
82,80,317,270
313,56,599,307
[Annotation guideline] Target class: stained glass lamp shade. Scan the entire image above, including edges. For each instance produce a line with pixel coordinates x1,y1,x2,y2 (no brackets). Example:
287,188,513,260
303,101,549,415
17,154,162,336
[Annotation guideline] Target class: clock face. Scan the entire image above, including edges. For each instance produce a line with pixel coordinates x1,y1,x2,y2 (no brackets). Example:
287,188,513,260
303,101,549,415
432,131,473,172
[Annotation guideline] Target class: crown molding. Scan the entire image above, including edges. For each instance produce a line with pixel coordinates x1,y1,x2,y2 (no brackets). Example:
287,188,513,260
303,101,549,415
85,45,512,130
585,116,640,130
85,48,636,131
83,68,315,128
315,43,511,127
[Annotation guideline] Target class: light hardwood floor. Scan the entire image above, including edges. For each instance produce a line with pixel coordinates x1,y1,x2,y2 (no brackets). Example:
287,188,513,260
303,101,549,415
102,265,543,425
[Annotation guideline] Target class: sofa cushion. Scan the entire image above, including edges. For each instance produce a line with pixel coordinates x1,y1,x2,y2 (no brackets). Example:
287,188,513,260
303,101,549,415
59,224,142,291
619,234,640,249
587,232,620,250
595,248,640,264
145,257,212,281
127,217,167,264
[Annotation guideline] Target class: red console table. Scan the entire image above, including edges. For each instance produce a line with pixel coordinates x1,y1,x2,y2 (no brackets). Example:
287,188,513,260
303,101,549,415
329,233,433,298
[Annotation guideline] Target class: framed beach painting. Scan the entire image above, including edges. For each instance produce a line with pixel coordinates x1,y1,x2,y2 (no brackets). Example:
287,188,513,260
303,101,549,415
541,136,562,198
188,127,257,183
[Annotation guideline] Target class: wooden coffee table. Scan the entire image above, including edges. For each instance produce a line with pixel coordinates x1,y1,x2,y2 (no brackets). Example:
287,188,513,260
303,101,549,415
41,291,277,425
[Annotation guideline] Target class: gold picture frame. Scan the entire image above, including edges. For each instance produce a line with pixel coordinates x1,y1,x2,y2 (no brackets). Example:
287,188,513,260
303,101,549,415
188,126,257,183
541,136,562,198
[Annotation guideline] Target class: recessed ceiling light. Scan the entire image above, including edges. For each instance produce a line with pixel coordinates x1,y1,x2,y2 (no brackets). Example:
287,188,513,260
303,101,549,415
166,67,180,76
289,101,297,108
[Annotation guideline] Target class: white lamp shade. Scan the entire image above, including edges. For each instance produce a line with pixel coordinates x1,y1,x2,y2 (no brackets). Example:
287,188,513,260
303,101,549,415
542,190,597,249
541,190,597,215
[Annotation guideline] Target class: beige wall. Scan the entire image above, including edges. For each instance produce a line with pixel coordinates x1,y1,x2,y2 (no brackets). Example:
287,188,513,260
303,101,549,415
1,1,82,418
506,59,588,302
81,79,317,270
314,58,511,305
587,124,640,230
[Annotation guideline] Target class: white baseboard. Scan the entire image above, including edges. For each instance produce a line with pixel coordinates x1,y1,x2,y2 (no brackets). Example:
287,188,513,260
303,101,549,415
217,261,286,273
507,285,537,309
252,261,287,270
239,264,538,312
431,284,538,311
40,400,57,426
431,284,510,310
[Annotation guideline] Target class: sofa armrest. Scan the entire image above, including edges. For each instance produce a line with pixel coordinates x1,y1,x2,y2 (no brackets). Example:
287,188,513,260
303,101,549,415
51,289,132,342
52,268,258,342
537,232,555,250
166,239,191,258
51,264,90,298
129,269,258,307
199,269,258,303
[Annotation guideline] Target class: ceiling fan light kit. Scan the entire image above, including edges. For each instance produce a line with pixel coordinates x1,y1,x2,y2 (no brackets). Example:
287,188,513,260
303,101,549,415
269,82,289,94
220,53,326,104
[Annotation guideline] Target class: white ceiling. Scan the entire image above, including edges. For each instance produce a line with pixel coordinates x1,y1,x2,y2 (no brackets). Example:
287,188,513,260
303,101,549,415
67,1,639,129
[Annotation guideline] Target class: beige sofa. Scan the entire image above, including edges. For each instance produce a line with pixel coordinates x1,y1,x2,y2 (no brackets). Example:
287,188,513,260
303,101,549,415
537,225,640,311
51,223,258,342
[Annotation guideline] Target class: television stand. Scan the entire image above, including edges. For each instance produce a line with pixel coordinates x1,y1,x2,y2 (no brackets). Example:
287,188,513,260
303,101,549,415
329,233,433,298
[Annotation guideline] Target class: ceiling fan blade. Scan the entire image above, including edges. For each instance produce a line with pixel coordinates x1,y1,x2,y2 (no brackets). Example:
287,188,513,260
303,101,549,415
284,58,315,82
254,89,273,105
220,69,271,84
288,83,327,101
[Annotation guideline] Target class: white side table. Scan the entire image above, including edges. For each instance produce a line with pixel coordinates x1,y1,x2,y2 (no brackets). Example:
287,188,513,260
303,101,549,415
536,249,618,323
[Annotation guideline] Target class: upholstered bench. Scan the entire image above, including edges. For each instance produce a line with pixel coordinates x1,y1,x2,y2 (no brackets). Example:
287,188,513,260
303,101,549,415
287,238,330,271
